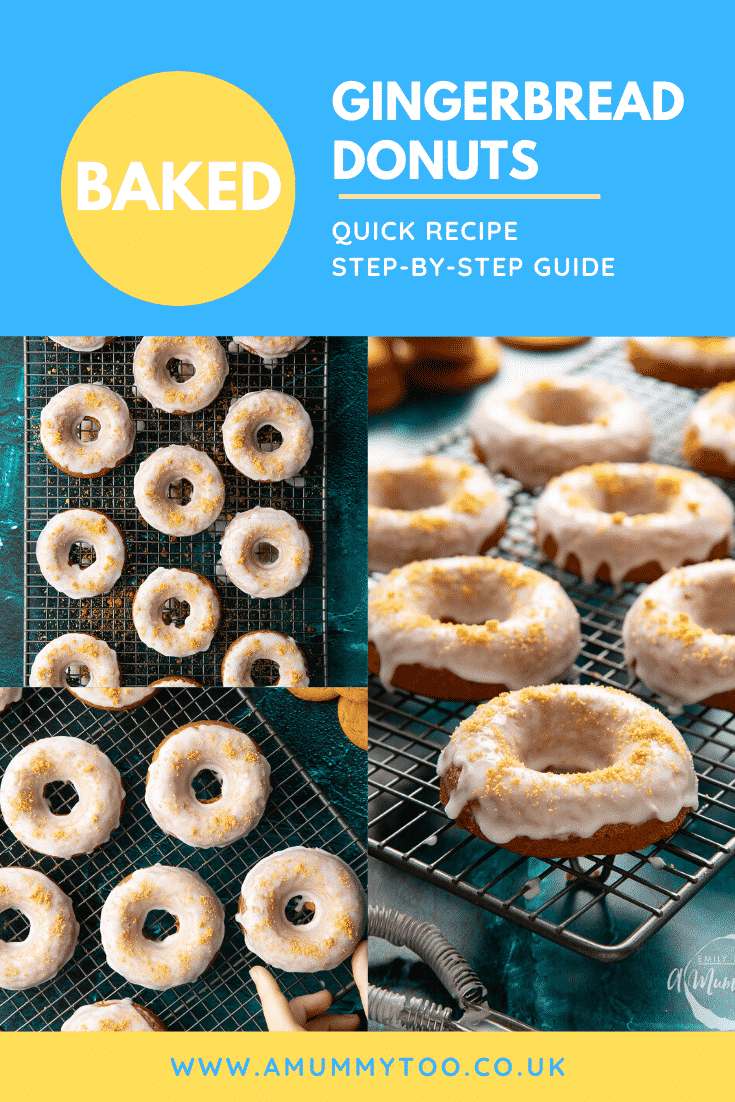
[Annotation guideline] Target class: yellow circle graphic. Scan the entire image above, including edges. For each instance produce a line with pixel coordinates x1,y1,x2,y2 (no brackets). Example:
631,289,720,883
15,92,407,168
61,72,295,306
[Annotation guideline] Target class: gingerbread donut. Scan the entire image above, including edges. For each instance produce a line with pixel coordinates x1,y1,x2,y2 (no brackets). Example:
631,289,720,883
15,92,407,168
132,568,220,657
368,337,405,414
368,556,581,701
0,689,23,713
61,999,167,1032
393,337,500,391
469,376,653,487
0,869,79,990
623,560,735,711
222,391,313,481
536,462,734,585
496,337,590,352
683,382,735,478
48,337,115,352
219,508,311,597
40,384,135,477
36,510,125,598
232,336,310,360
221,631,309,687
368,456,508,571
133,336,229,414
438,684,698,858
30,634,120,688
133,445,225,536
628,337,735,388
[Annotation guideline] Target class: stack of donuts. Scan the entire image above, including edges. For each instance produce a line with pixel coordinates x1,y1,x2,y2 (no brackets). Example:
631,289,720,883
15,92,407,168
32,337,322,687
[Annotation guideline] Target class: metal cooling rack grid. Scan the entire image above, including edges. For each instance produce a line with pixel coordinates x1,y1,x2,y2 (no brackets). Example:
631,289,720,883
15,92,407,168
368,341,735,962
24,337,329,686
0,686,366,1030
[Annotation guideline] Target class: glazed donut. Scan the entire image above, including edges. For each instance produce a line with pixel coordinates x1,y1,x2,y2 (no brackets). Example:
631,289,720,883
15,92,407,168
683,382,735,478
134,445,225,536
221,632,309,687
222,391,313,481
145,721,271,848
368,456,508,571
0,736,124,858
628,337,735,388
220,508,311,597
61,998,167,1032
623,560,735,711
368,337,405,414
30,634,120,688
36,510,126,598
133,336,229,414
497,337,590,351
438,685,698,858
48,337,115,352
0,869,79,990
368,556,581,701
536,462,734,586
68,686,158,711
0,689,22,713
232,336,310,360
100,865,225,990
236,847,366,972
469,376,653,487
132,568,220,657
40,384,135,477
149,677,203,688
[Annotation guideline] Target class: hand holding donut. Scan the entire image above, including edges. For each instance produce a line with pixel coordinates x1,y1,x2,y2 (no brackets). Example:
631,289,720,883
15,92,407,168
250,941,367,1032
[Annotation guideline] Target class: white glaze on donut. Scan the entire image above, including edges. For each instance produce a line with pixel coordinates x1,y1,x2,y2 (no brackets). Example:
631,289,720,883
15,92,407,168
40,385,135,477
133,337,229,414
368,455,509,571
0,689,22,713
36,510,125,598
536,463,735,585
631,337,735,368
132,568,220,657
30,634,120,688
0,868,79,990
469,376,653,487
68,686,158,711
623,560,735,707
221,632,309,687
61,998,165,1032
220,508,311,597
685,383,735,465
222,391,313,481
233,337,309,360
0,736,124,858
134,445,225,536
369,556,581,690
438,684,698,845
145,721,271,848
100,865,225,990
48,337,114,352
236,847,366,972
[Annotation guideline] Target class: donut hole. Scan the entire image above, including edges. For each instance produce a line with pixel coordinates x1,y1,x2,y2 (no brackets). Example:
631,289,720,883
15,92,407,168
520,709,616,774
68,540,96,569
253,541,280,566
250,659,280,686
256,424,283,452
43,779,79,815
64,663,90,687
423,575,518,626
191,768,223,804
166,357,196,383
586,471,682,517
142,909,180,942
75,416,101,443
162,598,190,628
516,386,597,427
368,469,448,510
284,895,316,926
167,478,193,505
0,909,31,943
689,587,735,636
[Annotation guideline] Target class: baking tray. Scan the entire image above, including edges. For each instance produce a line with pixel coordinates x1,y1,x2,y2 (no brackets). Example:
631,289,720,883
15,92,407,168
368,342,735,962
0,686,366,1030
23,337,329,686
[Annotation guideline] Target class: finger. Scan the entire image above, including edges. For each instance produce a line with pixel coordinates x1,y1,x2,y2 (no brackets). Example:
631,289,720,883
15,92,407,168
351,941,368,1012
304,1012,361,1032
288,989,333,1025
249,967,305,1032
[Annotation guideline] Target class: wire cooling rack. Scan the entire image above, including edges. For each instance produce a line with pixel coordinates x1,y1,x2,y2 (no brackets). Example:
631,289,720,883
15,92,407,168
24,337,329,686
369,341,735,962
0,687,366,1030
